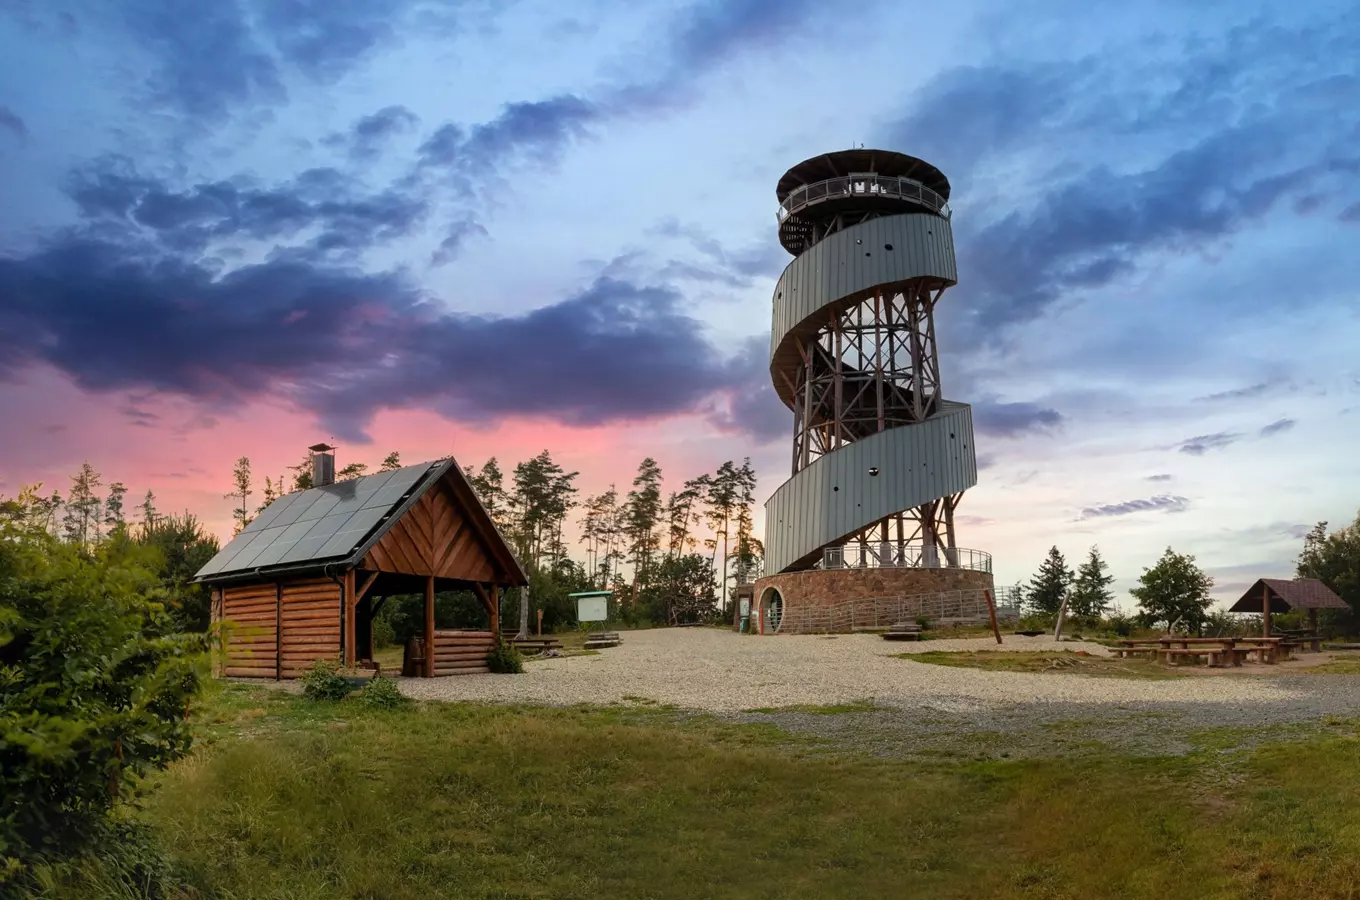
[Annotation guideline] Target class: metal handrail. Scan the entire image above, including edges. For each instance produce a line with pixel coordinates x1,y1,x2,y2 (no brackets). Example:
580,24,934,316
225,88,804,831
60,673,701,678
778,174,951,223
821,542,991,574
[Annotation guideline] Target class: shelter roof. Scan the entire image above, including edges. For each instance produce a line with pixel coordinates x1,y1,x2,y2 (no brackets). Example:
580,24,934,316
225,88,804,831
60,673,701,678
194,458,527,586
1228,578,1349,613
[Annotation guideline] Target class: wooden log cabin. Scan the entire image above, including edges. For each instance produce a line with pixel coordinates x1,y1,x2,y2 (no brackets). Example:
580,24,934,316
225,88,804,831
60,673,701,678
194,445,527,677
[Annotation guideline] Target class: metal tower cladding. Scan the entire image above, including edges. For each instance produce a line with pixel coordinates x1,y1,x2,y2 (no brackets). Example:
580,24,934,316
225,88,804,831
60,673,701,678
756,150,993,632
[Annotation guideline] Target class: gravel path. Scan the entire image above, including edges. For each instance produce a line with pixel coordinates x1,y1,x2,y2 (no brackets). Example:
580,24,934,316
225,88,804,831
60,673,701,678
396,628,1359,719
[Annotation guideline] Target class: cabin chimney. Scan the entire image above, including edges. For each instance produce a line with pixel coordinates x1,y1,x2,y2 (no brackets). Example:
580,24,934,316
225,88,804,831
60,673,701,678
309,443,336,487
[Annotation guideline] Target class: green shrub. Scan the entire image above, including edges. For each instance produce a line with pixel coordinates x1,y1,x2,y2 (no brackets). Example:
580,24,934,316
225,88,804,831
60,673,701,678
0,525,208,890
915,615,931,630
486,640,523,674
300,658,353,701
358,676,408,710
372,613,396,649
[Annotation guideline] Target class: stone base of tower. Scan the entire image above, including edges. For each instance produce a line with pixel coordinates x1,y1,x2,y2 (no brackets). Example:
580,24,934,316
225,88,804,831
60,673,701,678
752,567,995,634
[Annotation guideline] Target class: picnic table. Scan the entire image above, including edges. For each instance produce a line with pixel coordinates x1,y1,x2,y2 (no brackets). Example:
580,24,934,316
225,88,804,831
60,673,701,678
1114,636,1291,667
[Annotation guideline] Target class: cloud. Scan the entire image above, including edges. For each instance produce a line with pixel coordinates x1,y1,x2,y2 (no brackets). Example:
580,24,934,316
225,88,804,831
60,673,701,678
66,159,427,259
1178,431,1242,455
883,10,1360,340
648,219,788,288
972,400,1063,438
411,0,836,195
431,218,488,266
1145,473,1173,482
324,105,420,161
1259,417,1296,437
1197,382,1272,402
704,337,788,443
0,106,27,141
416,96,603,193
0,233,770,442
1079,494,1190,519
90,0,478,124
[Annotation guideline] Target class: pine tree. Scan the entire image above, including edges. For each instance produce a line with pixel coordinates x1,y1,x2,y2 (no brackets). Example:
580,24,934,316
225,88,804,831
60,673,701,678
225,457,253,535
1069,545,1115,618
288,454,313,491
337,462,368,481
379,452,402,472
665,475,709,560
140,489,158,531
1025,546,1072,615
103,482,128,536
624,458,664,596
62,462,102,547
257,476,281,514
465,459,509,533
704,462,745,612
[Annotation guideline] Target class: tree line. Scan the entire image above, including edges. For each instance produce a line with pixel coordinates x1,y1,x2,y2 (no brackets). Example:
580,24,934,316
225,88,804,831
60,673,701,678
1015,515,1360,635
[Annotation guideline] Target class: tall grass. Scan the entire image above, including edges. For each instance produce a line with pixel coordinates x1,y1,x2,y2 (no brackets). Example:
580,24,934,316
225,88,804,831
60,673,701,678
52,685,1360,899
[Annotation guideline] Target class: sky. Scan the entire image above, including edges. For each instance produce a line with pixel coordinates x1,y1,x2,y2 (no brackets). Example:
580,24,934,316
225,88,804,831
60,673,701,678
1,0,1357,606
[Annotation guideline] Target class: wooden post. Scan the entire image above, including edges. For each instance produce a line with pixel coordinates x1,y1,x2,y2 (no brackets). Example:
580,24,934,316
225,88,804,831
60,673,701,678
1309,607,1318,636
1262,582,1271,638
343,568,356,667
984,589,1002,645
424,575,435,678
211,588,224,677
536,608,543,637
1053,592,1070,642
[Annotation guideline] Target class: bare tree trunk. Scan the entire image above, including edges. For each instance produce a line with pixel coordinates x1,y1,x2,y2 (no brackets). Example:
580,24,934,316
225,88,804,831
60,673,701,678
515,584,530,641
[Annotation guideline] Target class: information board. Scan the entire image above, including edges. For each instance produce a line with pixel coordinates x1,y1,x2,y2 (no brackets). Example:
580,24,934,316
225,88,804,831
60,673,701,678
576,595,608,623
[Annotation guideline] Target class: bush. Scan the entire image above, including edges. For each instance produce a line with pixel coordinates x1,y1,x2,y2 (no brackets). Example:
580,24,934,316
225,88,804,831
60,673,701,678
0,526,208,890
300,658,353,701
371,613,396,649
486,640,523,674
1107,612,1135,637
358,676,408,710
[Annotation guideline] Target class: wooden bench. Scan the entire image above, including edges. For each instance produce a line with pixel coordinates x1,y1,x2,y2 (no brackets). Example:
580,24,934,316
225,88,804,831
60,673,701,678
508,637,564,655
1160,647,1240,667
882,622,922,642
1109,646,1158,659
584,632,622,649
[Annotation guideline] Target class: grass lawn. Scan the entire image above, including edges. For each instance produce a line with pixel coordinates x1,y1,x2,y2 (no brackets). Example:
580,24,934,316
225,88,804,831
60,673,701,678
896,649,1185,679
54,680,1360,899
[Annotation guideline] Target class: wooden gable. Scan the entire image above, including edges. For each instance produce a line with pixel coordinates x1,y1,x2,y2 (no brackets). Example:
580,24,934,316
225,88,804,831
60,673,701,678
361,473,504,583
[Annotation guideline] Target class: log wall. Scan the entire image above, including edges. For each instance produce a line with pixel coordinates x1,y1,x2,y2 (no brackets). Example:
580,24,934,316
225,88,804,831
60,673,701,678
432,629,496,676
221,576,341,678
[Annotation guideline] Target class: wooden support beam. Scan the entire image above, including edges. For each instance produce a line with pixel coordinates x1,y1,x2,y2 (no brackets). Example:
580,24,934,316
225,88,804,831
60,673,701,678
424,575,435,678
491,586,501,638
355,570,379,603
1262,582,1272,638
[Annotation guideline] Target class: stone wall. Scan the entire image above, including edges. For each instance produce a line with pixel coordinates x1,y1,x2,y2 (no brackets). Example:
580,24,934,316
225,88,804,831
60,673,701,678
753,566,996,633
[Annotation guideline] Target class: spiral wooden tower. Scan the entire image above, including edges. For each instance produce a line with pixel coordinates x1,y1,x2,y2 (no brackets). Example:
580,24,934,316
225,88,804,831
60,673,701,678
753,150,994,633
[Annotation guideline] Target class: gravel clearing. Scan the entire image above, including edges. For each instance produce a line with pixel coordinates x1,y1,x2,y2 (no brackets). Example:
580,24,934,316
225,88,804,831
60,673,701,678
395,628,1360,720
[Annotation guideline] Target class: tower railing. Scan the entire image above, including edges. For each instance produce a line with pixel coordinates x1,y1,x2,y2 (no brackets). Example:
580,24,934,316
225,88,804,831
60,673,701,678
820,542,991,574
778,174,951,224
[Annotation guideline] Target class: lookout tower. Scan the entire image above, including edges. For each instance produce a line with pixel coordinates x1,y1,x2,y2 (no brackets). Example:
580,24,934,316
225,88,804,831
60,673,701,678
753,150,995,633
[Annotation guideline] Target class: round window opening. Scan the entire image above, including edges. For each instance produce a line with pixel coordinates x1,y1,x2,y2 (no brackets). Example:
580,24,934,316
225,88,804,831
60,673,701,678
761,587,785,633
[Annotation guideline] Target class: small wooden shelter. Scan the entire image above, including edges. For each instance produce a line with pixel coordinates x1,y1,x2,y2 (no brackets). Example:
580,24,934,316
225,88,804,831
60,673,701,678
194,447,527,678
1228,578,1349,636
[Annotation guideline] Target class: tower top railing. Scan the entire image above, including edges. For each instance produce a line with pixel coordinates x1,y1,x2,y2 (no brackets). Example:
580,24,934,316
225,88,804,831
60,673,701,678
778,174,951,225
